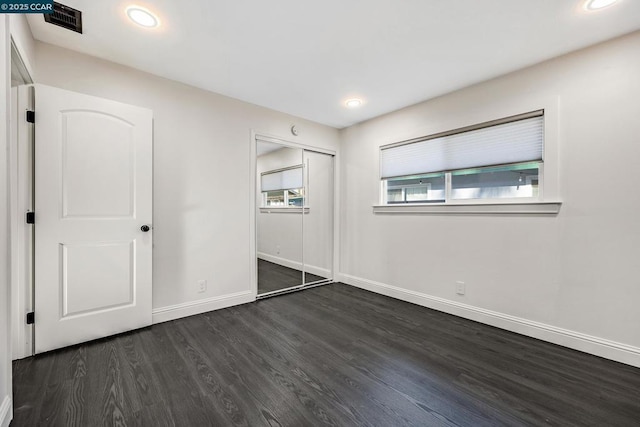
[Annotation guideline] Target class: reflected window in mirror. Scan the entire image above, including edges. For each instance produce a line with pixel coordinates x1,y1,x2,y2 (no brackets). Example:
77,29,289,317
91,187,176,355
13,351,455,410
263,188,306,207
261,165,306,208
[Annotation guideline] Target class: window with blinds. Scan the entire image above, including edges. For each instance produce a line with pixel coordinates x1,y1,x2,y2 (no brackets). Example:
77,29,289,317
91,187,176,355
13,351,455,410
380,111,544,203
261,165,305,207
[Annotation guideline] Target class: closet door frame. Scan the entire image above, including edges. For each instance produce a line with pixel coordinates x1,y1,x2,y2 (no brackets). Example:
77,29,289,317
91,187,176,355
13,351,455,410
250,131,337,300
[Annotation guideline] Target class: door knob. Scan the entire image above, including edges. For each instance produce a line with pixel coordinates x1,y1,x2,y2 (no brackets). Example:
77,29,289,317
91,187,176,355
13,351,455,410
141,225,151,232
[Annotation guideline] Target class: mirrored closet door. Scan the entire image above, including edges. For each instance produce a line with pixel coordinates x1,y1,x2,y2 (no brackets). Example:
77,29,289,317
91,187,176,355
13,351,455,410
256,138,334,297
302,150,334,285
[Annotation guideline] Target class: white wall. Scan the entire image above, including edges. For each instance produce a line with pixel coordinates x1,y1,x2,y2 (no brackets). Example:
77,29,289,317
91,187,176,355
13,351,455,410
0,16,13,427
339,31,640,367
33,41,339,322
9,15,35,80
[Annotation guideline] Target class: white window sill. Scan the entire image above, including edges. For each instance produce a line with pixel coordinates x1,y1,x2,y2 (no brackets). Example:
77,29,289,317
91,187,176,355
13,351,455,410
260,207,310,214
372,201,561,215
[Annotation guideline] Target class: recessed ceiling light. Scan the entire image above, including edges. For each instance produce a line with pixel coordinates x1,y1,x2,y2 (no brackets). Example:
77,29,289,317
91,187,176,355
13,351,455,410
126,5,160,28
584,0,619,11
345,98,363,108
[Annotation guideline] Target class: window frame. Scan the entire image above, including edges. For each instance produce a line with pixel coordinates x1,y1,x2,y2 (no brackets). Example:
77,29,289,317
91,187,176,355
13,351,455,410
385,181,436,204
374,104,561,214
449,162,542,202
381,161,544,205
262,189,305,207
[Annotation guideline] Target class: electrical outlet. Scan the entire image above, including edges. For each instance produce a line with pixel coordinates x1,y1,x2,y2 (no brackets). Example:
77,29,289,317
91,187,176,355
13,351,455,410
197,280,207,293
456,281,465,295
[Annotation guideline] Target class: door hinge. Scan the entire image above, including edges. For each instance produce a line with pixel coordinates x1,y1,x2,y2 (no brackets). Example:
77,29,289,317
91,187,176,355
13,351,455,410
26,312,35,324
26,110,35,123
26,212,35,224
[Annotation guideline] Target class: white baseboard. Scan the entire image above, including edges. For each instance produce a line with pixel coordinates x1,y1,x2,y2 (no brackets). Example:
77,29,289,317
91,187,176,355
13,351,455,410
338,273,640,368
0,396,11,427
152,291,255,324
258,252,332,279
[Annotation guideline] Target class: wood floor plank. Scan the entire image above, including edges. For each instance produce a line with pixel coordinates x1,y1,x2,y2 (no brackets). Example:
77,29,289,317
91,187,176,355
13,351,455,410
37,380,70,426
244,302,468,426
215,309,348,426
12,283,640,426
138,324,222,426
317,286,640,425
327,285,640,424
166,322,254,426
195,312,317,426
220,307,383,426
256,291,521,426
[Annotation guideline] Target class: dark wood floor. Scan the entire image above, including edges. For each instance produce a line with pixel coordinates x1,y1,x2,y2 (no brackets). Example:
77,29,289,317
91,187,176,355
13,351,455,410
12,284,640,426
257,259,326,294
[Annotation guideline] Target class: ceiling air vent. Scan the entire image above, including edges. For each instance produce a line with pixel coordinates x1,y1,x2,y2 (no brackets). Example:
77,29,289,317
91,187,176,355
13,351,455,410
44,2,83,34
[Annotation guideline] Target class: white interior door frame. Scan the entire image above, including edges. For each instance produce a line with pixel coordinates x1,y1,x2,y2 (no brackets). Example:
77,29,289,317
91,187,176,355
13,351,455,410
249,130,339,299
9,85,34,360
9,33,35,360
9,73,34,360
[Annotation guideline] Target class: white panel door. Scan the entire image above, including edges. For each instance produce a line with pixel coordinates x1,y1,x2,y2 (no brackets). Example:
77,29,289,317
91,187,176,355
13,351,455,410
34,84,153,354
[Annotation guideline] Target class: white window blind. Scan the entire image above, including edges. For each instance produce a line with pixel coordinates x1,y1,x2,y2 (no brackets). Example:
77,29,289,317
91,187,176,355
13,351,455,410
380,115,544,179
261,166,303,191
